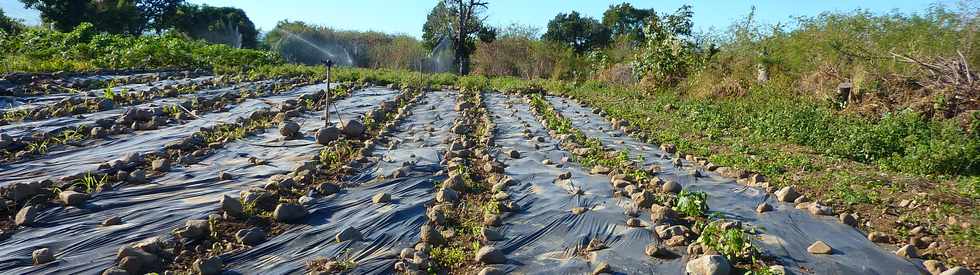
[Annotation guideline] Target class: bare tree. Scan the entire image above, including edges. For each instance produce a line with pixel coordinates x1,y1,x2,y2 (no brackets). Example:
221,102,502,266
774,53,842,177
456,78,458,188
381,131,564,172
445,0,488,75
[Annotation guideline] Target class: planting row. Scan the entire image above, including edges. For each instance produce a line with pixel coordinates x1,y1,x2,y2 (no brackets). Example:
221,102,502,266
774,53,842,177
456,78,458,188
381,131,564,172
101,85,424,274
0,70,211,97
0,79,311,164
543,94,949,274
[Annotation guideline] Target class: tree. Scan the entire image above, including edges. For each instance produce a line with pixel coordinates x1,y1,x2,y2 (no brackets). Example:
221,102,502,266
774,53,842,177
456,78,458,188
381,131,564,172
602,3,655,43
19,0,89,32
422,0,494,75
0,9,24,34
20,0,143,35
168,4,259,48
137,0,183,33
631,5,716,85
543,11,611,53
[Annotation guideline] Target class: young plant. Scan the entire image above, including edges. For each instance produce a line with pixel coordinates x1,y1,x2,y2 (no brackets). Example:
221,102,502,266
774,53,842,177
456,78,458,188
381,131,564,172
674,190,709,218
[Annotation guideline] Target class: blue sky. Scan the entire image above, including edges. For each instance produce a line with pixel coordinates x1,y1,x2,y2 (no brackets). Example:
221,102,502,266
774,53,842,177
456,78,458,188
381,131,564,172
0,0,961,37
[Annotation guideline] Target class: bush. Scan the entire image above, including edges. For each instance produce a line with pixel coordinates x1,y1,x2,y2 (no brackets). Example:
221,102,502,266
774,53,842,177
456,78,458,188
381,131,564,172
0,23,282,73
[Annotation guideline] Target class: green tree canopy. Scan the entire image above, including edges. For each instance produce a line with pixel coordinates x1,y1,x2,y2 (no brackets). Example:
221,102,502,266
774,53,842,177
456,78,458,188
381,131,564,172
0,9,25,34
543,11,611,53
601,3,656,43
168,4,258,48
21,0,141,34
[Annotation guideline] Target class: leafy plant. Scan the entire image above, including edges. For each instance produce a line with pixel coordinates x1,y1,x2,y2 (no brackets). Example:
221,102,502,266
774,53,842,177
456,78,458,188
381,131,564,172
673,190,708,218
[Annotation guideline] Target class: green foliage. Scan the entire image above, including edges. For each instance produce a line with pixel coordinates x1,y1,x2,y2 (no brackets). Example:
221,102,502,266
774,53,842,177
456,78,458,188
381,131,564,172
0,23,281,73
429,245,469,271
543,11,611,53
169,3,259,48
0,9,24,35
71,173,108,193
631,5,717,85
695,221,759,264
601,3,656,43
673,190,708,218
21,0,139,34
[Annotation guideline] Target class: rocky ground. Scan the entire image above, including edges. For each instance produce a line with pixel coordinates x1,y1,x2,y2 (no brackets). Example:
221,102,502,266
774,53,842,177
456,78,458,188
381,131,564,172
0,72,973,275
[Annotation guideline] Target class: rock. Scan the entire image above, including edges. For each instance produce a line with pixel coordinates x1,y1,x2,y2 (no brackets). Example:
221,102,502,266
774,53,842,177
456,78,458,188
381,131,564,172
895,244,919,259
756,203,773,213
315,126,341,145
317,182,340,195
660,144,676,154
101,267,130,275
102,216,122,226
279,121,300,137
661,181,682,194
219,171,234,180
118,256,143,274
236,228,266,246
808,204,833,216
632,191,654,208
481,227,504,241
939,267,973,275
220,195,244,217
435,188,458,203
484,213,502,226
590,166,611,174
178,219,209,240
400,248,416,259
793,195,809,204
505,149,520,159
420,225,444,245
868,231,888,243
571,207,588,215
557,171,572,180
923,260,946,274
768,265,789,275
685,255,731,275
335,226,363,242
775,186,800,202
193,256,223,275
273,203,307,223
59,190,89,206
151,158,171,172
840,213,858,226
657,225,689,239
592,262,611,275
15,205,39,226
8,182,42,202
90,127,108,138
372,192,391,204
807,241,832,254
128,169,147,184
649,204,675,223
626,218,643,227
341,119,365,137
32,248,54,265
475,246,506,264
427,208,446,224
492,191,509,201
645,243,673,258
478,267,506,275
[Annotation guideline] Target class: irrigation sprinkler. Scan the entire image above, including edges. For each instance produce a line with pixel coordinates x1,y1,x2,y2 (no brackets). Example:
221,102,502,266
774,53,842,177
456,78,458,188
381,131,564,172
321,59,335,126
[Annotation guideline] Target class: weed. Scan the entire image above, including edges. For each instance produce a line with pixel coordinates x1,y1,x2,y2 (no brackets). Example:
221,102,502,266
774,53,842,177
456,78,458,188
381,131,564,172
428,245,469,271
26,140,49,154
